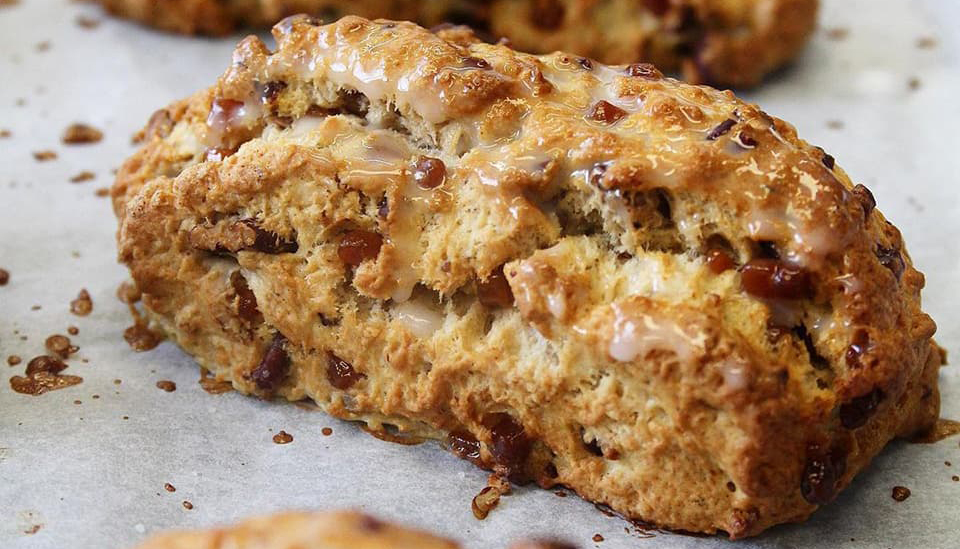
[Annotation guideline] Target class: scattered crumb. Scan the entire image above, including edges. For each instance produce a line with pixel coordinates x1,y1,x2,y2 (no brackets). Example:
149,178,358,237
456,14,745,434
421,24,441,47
0,268,8,285
35,41,50,52
74,400,82,405
70,289,93,316
199,370,233,394
321,427,333,436
156,380,176,392
23,524,41,535
15,98,26,107
70,171,96,183
44,334,75,359
76,15,101,29
95,187,110,197
10,356,82,395
825,27,849,41
826,120,844,130
908,77,921,91
947,461,952,467
273,430,294,444
62,123,103,144
916,36,938,49
113,379,122,385
952,476,958,482
117,281,141,304
0,0,21,7
124,323,162,351
906,196,925,212
891,486,911,502
592,534,604,542
472,474,510,520
67,326,79,335
7,355,21,366
92,394,99,399
33,150,57,161
164,483,176,492
0,129,10,138
182,500,193,510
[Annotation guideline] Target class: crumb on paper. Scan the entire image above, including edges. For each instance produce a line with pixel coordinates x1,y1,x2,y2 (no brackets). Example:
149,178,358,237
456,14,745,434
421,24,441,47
156,380,176,392
826,120,844,130
908,77,921,91
0,267,9,285
70,171,96,183
916,36,937,49
273,430,294,444
0,129,10,138
164,483,176,492
62,123,103,144
33,150,57,161
182,500,194,510
95,187,110,197
70,289,93,316
891,486,911,501
35,41,50,52
76,15,101,29
825,27,849,41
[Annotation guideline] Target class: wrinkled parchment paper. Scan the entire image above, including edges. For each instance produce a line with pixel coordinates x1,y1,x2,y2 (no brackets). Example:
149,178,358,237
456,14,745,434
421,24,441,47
1,1,958,547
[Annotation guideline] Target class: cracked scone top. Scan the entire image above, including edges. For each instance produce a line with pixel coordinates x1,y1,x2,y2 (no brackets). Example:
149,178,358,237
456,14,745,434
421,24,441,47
113,16,941,538
92,0,818,87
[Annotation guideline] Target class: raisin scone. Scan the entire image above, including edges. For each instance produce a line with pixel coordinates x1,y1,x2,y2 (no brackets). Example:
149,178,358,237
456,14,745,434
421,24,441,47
91,0,817,87
133,511,461,549
113,16,941,538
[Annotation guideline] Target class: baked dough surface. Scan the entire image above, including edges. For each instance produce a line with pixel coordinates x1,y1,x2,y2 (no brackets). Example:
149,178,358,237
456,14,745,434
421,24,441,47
113,16,941,537
91,0,818,86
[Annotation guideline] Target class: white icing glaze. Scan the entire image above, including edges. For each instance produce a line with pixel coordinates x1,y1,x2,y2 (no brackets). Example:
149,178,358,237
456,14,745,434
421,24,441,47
608,303,704,363
392,297,444,338
720,358,751,392
747,207,840,266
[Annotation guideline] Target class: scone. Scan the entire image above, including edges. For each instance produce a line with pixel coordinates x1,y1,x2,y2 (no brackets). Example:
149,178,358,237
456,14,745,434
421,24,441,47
133,511,460,549
90,0,818,87
113,16,941,538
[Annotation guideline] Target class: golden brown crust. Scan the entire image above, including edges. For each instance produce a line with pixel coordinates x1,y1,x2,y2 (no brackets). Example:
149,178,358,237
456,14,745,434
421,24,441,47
113,16,939,538
91,0,817,87
133,511,461,549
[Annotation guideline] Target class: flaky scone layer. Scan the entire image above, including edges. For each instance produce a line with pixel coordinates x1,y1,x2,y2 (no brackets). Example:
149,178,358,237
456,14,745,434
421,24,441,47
134,511,460,549
92,0,817,87
113,16,940,538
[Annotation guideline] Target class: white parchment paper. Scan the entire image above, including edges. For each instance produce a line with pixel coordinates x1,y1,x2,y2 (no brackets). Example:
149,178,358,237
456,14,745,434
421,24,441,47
1,1,958,547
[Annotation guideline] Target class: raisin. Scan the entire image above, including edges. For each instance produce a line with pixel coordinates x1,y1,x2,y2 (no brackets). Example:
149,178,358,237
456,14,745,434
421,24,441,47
839,388,884,429
845,328,869,368
477,265,514,308
852,184,876,217
577,57,593,70
706,119,737,140
735,132,758,149
242,219,298,254
801,444,846,505
449,430,482,464
625,63,663,79
740,259,813,300
250,333,290,392
821,153,835,170
259,81,286,104
706,249,735,273
876,246,905,279
338,230,383,266
377,195,389,218
208,98,244,127
326,352,364,390
484,412,532,475
462,56,490,69
530,0,565,30
756,240,781,259
413,156,446,189
644,0,671,16
794,325,829,370
588,100,627,124
230,271,261,324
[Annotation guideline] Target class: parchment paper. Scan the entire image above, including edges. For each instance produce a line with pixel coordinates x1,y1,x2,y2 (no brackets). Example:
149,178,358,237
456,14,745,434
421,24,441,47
1,1,958,547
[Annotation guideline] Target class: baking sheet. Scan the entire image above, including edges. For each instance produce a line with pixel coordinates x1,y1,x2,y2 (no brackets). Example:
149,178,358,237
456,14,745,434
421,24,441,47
1,1,958,547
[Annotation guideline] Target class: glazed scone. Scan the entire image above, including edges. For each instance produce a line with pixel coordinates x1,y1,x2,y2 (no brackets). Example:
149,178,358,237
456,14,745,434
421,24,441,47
90,0,817,87
113,16,941,538
133,511,460,549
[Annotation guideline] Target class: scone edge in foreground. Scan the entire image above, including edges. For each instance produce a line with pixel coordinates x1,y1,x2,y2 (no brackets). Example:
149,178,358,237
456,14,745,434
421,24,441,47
112,15,942,538
91,0,818,87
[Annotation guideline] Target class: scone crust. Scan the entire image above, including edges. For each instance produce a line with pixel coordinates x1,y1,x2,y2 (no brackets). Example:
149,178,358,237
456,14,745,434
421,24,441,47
91,0,817,87
114,16,939,538
134,511,460,549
